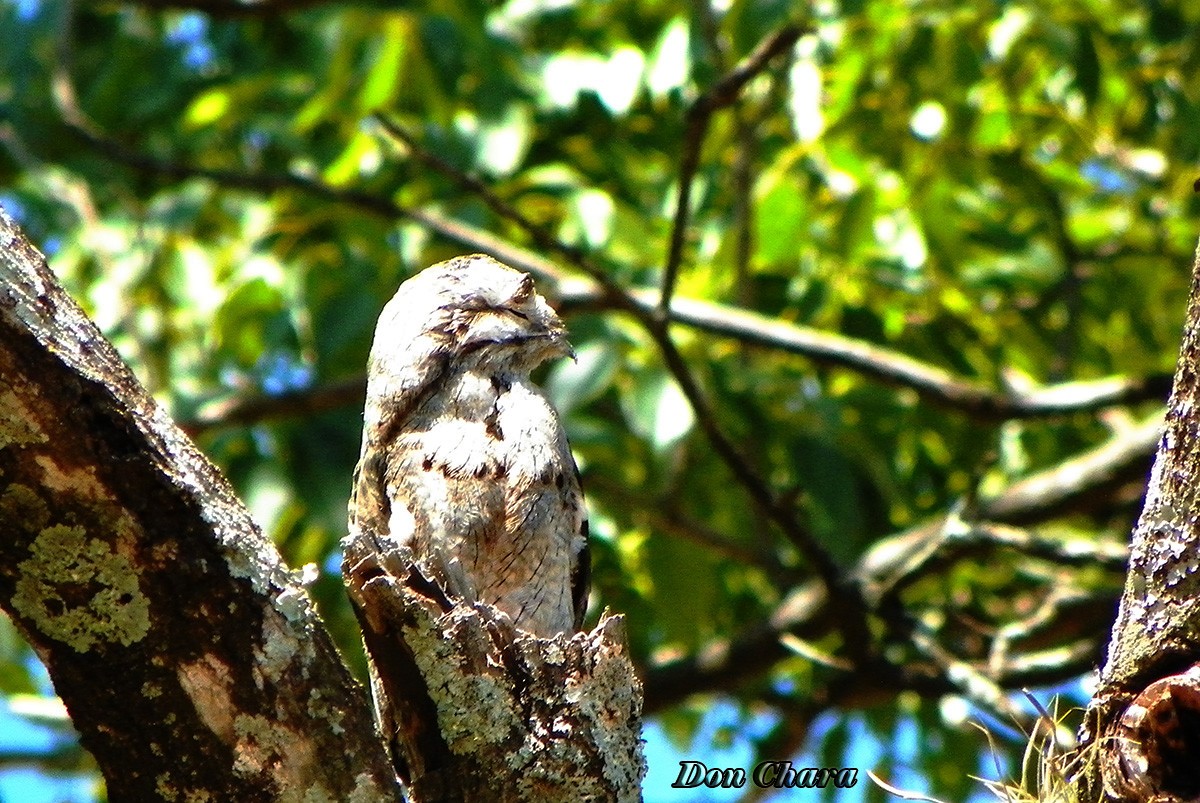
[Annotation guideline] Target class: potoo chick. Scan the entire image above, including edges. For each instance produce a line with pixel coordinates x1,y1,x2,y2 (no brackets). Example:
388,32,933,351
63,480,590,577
348,254,589,637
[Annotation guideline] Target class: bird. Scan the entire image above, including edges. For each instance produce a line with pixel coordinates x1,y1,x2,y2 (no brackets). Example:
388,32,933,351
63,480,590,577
348,253,589,637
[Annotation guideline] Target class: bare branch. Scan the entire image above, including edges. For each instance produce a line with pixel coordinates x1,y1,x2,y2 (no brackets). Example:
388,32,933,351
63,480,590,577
182,376,366,436
980,414,1161,523
858,518,1127,608
602,292,1172,421
647,509,1123,712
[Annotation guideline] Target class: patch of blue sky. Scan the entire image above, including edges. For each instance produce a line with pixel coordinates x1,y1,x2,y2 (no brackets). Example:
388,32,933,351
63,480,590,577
1081,158,1134,194
643,676,1092,802
6,0,41,22
0,193,28,223
258,351,316,396
0,767,96,803
166,12,216,72
645,702,893,802
0,657,95,802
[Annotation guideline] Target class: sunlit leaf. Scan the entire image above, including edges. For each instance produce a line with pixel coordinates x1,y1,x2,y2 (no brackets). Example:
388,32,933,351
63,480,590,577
622,369,695,453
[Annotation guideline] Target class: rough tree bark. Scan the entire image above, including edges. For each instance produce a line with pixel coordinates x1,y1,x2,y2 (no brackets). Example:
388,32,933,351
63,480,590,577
0,208,401,799
341,539,646,803
1070,239,1200,803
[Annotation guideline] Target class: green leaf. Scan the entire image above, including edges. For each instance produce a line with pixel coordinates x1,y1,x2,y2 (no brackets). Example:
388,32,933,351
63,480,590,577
622,369,695,453
184,88,230,128
359,15,409,112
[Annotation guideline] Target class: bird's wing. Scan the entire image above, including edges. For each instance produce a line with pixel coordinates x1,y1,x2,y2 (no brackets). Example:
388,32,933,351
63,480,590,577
570,463,591,631
348,330,451,539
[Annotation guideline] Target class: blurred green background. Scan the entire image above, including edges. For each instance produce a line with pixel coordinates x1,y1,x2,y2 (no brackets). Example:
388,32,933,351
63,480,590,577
3,0,1199,800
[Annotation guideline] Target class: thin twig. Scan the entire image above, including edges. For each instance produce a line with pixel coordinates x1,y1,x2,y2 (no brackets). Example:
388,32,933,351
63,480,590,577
371,113,613,302
181,376,367,436
867,771,951,803
372,114,587,263
659,23,804,317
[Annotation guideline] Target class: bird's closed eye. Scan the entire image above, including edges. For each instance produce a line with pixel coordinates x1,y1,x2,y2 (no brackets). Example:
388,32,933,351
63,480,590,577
505,308,529,321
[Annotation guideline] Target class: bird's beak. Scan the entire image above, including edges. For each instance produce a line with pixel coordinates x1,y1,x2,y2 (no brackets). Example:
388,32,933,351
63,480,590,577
542,311,574,360
548,327,575,361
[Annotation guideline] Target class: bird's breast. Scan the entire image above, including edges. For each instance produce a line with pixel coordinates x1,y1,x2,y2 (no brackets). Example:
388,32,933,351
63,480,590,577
406,371,570,483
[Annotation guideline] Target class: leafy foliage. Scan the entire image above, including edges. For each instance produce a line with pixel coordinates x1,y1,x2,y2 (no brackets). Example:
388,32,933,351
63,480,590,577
3,0,1199,799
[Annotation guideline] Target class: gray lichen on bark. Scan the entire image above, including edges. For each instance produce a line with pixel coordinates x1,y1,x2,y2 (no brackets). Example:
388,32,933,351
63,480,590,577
343,536,646,802
1101,239,1200,692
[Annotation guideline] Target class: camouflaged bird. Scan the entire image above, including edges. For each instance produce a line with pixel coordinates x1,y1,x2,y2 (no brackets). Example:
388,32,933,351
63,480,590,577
348,254,589,637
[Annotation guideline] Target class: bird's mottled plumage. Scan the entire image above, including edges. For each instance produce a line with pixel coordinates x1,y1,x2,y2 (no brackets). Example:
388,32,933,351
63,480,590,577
349,254,589,636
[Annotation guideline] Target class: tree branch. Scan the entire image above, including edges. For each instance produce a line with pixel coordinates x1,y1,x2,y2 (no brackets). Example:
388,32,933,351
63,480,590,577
0,211,401,800
979,413,1161,523
597,292,1172,421
182,376,366,437
341,533,646,802
646,513,1124,714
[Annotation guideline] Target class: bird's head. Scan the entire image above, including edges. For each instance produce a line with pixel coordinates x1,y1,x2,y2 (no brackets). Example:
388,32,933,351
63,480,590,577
375,254,572,376
443,257,572,368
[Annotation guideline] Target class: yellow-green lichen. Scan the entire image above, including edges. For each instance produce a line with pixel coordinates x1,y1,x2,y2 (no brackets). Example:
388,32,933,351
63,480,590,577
0,389,48,451
346,774,389,803
155,773,218,802
231,714,320,798
155,772,178,801
301,785,335,803
404,615,521,754
307,688,346,736
0,484,50,535
12,524,151,652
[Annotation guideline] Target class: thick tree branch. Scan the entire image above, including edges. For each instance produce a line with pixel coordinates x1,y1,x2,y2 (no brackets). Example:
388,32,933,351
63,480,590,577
341,532,646,802
0,211,400,799
1068,239,1200,802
